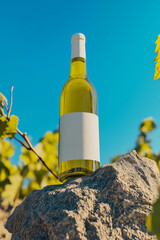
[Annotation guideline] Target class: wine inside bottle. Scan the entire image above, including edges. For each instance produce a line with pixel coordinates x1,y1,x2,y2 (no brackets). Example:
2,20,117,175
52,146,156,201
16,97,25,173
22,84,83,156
58,33,100,182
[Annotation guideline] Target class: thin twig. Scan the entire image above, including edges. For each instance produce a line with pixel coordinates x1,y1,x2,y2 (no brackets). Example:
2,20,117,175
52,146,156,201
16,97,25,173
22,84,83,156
8,86,14,119
13,135,30,150
3,100,8,112
16,128,24,136
16,128,58,179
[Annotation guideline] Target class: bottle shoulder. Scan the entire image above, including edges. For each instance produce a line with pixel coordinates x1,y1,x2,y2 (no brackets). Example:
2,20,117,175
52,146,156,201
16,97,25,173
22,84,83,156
60,77,98,116
61,76,97,98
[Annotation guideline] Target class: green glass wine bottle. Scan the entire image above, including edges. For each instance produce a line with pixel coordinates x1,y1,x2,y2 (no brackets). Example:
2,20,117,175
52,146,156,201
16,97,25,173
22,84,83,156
58,33,100,182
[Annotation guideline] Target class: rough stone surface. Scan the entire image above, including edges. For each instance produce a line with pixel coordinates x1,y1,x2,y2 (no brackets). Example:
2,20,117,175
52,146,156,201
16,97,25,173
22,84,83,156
0,199,22,240
5,150,160,240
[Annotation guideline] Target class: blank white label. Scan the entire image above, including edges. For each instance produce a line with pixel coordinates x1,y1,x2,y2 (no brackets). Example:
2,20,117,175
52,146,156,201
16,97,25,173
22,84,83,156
59,112,100,163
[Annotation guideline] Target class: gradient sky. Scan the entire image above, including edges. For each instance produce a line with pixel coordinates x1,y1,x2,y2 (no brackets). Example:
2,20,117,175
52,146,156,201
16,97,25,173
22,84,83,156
0,0,160,166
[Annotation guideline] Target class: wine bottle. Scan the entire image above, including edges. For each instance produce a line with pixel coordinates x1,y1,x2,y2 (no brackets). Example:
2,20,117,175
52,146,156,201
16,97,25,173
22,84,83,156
58,33,100,182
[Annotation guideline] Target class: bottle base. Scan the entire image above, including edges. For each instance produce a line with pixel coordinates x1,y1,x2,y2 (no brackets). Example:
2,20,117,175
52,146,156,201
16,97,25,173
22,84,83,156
58,160,100,183
58,168,93,182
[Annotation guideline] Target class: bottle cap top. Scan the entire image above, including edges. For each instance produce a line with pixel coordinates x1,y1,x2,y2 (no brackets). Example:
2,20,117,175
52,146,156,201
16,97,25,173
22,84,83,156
71,33,86,43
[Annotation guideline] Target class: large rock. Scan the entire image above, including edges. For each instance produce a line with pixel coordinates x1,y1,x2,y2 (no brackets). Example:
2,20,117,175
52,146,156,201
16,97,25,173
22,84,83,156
5,150,160,240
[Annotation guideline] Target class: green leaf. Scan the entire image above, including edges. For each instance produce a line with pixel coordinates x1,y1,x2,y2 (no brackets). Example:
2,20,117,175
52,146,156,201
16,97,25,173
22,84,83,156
0,115,19,139
140,118,156,133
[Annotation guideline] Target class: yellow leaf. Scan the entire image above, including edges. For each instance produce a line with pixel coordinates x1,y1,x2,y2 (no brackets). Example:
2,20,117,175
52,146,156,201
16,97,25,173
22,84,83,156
154,35,160,81
155,60,160,68
154,52,160,62
155,35,160,52
154,68,160,81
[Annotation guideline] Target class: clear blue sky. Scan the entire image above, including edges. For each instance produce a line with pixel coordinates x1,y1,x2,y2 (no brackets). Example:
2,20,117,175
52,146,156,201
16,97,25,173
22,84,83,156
0,0,160,166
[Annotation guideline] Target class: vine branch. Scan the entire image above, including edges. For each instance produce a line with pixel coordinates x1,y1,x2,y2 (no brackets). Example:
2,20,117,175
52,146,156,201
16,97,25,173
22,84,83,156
4,86,58,179
16,129,58,179
3,99,8,114
13,135,30,150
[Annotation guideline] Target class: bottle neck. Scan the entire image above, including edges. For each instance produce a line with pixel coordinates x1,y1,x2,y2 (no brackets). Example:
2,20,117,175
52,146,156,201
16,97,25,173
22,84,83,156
70,57,87,78
70,34,87,78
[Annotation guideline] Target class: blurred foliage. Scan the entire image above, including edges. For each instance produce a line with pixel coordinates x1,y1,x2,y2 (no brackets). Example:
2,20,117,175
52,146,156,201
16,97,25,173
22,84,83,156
0,91,61,208
0,140,17,193
19,131,60,198
111,117,160,239
154,34,160,81
112,117,160,170
0,131,60,208
135,117,156,160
